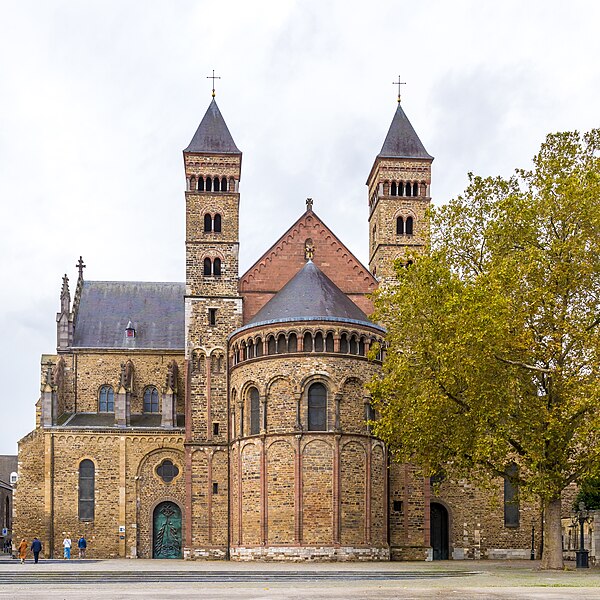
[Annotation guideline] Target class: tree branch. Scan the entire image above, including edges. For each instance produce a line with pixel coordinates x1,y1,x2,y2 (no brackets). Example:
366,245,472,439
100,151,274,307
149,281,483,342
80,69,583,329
436,379,471,413
494,355,551,373
507,437,527,457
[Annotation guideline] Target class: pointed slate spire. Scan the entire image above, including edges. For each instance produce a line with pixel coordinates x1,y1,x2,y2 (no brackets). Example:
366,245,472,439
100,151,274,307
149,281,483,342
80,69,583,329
184,98,241,154
378,103,432,160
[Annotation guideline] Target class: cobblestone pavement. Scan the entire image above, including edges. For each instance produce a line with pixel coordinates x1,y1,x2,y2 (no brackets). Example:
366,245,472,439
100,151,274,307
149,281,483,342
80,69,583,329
0,558,598,599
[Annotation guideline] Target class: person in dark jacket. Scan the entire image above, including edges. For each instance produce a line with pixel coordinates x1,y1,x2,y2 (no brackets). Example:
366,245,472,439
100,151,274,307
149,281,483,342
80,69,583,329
77,536,87,559
30,538,42,564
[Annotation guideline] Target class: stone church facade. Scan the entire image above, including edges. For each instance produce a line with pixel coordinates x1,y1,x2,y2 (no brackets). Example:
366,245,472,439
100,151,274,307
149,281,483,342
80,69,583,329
15,96,536,560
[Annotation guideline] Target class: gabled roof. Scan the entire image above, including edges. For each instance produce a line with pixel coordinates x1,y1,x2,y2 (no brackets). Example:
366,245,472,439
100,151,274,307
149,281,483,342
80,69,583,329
239,208,377,323
184,98,241,154
378,102,433,160
72,281,185,349
246,260,375,328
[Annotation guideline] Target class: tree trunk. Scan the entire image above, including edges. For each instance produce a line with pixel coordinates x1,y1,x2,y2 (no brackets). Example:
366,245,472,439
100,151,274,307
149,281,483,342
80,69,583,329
541,496,564,570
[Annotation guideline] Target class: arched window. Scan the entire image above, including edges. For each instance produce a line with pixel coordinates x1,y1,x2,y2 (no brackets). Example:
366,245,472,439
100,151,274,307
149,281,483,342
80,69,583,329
203,257,212,276
349,335,358,354
406,216,414,235
396,216,404,235
399,182,405,196
504,463,520,527
204,213,213,232
98,385,114,412
78,459,95,521
198,177,205,191
267,336,276,355
303,332,313,352
391,182,397,196
206,176,212,192
249,388,260,435
359,337,366,356
214,177,220,192
340,333,349,354
365,402,375,432
314,332,324,352
221,177,227,191
255,337,263,357
308,382,327,431
325,333,334,352
143,386,159,413
190,176,196,192
213,213,222,233
413,182,419,196
247,340,254,359
213,258,222,276
277,333,286,354
288,333,298,353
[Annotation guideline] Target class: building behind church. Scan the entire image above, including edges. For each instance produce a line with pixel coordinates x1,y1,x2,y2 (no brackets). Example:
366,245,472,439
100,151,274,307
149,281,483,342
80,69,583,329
15,94,538,560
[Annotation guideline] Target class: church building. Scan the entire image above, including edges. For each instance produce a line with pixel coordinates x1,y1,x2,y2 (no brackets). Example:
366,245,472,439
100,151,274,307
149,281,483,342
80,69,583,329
15,92,535,560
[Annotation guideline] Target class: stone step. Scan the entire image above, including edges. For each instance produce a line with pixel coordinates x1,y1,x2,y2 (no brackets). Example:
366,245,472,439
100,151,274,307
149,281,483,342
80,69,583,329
0,570,477,585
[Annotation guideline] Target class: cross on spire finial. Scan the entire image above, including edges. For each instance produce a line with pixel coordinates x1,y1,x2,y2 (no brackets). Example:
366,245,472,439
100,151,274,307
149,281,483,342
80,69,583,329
393,75,407,103
207,69,221,98
76,256,86,279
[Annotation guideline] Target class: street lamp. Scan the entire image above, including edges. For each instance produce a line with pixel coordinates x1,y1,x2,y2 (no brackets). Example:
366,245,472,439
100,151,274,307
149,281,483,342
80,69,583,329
571,501,591,569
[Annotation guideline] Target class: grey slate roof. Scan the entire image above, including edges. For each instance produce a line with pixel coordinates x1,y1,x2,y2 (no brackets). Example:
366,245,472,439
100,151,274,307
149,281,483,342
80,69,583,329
184,98,241,154
378,103,433,160
245,261,378,329
73,281,185,349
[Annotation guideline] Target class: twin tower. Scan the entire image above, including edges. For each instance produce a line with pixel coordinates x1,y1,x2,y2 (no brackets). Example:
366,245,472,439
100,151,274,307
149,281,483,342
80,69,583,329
182,95,433,560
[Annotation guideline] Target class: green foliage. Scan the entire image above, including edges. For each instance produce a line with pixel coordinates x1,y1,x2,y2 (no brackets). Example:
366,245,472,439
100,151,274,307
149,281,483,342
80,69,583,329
575,474,600,510
369,129,600,505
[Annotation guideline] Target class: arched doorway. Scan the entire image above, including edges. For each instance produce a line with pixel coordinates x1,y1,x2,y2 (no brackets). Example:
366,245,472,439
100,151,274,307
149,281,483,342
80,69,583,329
430,502,449,560
152,501,182,559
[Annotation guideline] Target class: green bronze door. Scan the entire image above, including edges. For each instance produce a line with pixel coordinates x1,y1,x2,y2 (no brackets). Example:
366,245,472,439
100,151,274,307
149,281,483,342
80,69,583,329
152,501,182,559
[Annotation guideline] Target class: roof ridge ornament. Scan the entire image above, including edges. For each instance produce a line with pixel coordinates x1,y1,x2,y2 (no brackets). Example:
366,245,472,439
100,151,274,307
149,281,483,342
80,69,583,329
76,256,86,280
393,74,407,103
306,197,313,212
207,69,221,98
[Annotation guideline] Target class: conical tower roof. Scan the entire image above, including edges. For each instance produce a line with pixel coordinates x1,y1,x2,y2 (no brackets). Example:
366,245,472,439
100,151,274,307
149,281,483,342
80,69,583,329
378,103,432,160
184,98,241,154
244,261,377,329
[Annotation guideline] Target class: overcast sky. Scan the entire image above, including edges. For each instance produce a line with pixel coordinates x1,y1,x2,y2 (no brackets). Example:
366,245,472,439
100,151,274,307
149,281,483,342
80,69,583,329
0,0,598,455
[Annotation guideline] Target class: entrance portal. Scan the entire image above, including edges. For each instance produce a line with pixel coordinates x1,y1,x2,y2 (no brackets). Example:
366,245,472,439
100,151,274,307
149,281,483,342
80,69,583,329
152,501,182,559
430,502,449,560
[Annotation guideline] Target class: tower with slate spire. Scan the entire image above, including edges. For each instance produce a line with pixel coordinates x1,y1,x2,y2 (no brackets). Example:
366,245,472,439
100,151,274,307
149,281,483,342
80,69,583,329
367,98,433,281
183,94,242,555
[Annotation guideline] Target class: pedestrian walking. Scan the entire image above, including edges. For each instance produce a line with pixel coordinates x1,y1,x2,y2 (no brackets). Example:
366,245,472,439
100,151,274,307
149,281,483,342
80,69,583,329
18,539,27,564
78,535,87,559
30,537,42,563
63,535,72,559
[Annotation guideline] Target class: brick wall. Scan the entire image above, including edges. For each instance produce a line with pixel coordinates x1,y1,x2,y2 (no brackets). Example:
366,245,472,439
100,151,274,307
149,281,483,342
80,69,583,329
239,211,377,322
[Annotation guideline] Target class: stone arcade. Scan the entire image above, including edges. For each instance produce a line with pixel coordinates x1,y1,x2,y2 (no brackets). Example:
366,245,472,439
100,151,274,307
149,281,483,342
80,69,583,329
15,95,536,560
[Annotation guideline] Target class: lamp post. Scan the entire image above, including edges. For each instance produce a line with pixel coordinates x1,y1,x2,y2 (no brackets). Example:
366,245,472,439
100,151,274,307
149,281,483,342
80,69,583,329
572,501,590,569
530,524,535,560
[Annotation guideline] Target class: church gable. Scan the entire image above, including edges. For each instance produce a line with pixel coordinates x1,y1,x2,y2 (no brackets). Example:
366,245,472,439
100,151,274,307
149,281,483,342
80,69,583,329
240,205,377,323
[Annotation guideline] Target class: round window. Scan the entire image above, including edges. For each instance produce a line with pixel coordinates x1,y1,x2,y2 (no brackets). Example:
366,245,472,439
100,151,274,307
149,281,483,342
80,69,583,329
156,460,179,483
